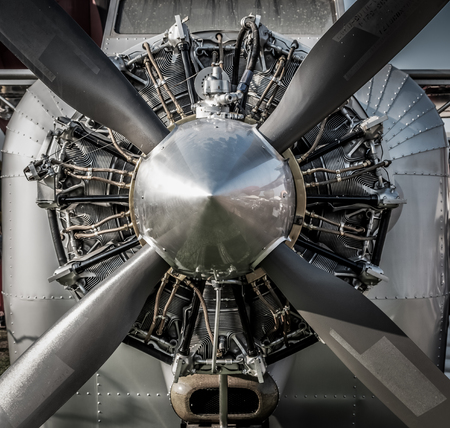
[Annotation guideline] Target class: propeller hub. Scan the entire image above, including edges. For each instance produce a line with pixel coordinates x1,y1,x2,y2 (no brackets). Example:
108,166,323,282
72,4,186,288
132,119,296,279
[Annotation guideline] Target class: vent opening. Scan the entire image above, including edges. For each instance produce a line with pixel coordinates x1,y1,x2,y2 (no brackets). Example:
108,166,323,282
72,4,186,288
190,388,259,415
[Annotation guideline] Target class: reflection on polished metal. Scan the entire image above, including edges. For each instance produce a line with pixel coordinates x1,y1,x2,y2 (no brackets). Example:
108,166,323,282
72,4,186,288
133,118,296,279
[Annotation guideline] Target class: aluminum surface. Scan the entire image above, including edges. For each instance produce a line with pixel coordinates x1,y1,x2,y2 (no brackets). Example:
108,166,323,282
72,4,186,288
355,65,450,365
2,80,176,428
261,243,450,428
2,6,450,428
0,243,168,428
133,118,296,279
2,81,76,363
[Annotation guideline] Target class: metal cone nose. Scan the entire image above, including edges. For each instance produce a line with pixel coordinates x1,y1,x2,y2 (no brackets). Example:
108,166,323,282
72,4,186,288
133,119,295,279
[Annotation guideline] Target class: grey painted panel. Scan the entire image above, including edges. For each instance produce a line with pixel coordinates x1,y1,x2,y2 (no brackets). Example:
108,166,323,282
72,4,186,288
0,129,4,162
44,344,179,428
369,174,445,299
271,343,406,428
389,128,447,161
96,344,179,427
1,172,72,297
356,67,449,364
1,153,32,177
370,297,447,366
103,36,151,56
41,377,99,428
390,148,448,175
3,296,74,364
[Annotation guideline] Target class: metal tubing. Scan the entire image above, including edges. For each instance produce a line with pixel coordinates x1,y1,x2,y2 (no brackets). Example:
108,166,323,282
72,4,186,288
232,285,257,356
144,42,186,118
246,20,260,72
179,282,205,356
143,55,175,125
231,26,246,86
57,194,129,205
73,238,140,273
261,41,298,119
47,209,67,266
65,170,130,189
305,161,390,188
299,129,364,165
253,56,285,113
371,209,392,266
108,128,137,165
211,284,222,374
179,43,197,106
295,237,364,274
74,223,133,239
265,334,318,365
122,335,173,365
70,123,132,161
306,194,379,207
438,100,450,114
64,211,130,232
297,117,328,164
0,94,16,111
219,374,228,428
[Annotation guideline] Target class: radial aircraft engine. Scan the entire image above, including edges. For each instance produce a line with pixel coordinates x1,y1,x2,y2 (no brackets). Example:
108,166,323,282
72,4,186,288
0,0,450,427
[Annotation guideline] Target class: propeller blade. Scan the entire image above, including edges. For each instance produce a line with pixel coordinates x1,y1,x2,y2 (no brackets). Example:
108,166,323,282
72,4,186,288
259,0,449,153
0,245,168,428
261,244,450,428
0,0,169,153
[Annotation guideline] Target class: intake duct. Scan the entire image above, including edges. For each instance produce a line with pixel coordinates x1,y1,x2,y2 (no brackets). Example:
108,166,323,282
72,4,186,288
170,373,278,424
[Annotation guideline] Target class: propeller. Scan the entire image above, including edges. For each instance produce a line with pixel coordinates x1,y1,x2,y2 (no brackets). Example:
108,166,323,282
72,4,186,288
0,245,168,428
1,0,450,427
261,244,450,428
259,0,450,154
0,0,169,154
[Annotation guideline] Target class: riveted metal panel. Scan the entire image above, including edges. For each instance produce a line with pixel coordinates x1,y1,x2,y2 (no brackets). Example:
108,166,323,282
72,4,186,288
368,173,446,301
41,377,99,428
95,344,179,427
372,297,448,366
3,296,74,364
389,147,448,175
1,171,72,297
270,343,406,428
356,66,450,367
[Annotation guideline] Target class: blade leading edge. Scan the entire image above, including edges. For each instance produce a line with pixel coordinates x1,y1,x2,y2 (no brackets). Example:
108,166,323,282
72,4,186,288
259,0,449,153
0,0,169,153
261,244,450,428
0,245,168,428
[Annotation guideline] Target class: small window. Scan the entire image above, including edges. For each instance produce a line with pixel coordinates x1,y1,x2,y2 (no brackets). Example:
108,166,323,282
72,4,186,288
115,0,335,36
